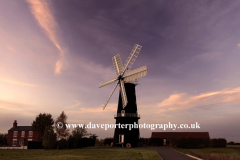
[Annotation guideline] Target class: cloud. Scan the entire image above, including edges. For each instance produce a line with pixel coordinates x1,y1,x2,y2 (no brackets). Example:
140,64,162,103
67,103,117,114
26,0,65,75
213,79,228,83
65,100,81,109
157,87,240,111
55,55,64,75
0,99,37,116
64,103,118,124
158,93,185,107
0,77,40,87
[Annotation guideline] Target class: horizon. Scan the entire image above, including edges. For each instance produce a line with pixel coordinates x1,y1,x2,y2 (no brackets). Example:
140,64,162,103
0,0,240,142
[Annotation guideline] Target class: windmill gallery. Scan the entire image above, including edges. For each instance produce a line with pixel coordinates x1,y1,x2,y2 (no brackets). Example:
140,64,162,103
99,44,147,147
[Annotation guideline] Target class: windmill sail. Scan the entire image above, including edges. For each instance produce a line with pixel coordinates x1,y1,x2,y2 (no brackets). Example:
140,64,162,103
123,44,142,73
103,83,119,110
124,66,147,82
112,54,124,75
99,76,118,88
120,79,128,108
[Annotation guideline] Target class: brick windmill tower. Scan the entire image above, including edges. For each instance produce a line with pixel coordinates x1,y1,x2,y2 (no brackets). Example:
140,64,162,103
99,44,147,147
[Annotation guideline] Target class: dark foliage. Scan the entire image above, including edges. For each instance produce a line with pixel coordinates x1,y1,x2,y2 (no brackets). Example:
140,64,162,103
0,133,8,146
43,129,57,149
68,136,96,148
150,138,163,146
104,138,113,146
55,111,69,139
77,138,95,148
72,125,88,140
28,141,43,149
58,138,68,149
227,141,234,145
138,138,151,147
95,138,104,146
68,135,78,149
174,138,210,148
32,113,54,137
210,138,227,147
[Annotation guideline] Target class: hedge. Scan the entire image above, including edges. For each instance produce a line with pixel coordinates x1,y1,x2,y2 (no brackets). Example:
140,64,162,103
173,138,210,148
28,141,43,149
210,138,226,148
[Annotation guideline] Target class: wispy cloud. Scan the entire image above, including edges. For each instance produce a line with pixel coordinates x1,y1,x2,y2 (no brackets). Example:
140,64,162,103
158,93,185,107
26,0,64,75
0,99,37,116
157,87,240,111
66,103,117,114
65,100,81,109
237,43,240,51
0,77,40,87
65,103,117,124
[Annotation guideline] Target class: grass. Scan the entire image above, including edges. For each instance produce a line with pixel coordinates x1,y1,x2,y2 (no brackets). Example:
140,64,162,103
0,146,162,160
173,146,240,160
228,145,240,148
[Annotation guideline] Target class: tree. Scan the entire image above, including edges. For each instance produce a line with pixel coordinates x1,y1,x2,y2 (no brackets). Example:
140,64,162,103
72,125,88,140
58,138,68,149
0,133,8,146
67,125,89,149
54,111,69,140
42,129,57,149
32,113,54,139
68,135,77,148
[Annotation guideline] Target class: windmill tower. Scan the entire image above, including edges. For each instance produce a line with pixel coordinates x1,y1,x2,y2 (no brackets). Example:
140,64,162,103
99,44,147,147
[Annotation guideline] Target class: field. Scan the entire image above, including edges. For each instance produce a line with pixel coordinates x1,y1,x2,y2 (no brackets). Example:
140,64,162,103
0,146,161,160
173,145,240,160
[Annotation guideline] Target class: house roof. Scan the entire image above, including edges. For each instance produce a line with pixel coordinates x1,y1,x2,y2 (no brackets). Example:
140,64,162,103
151,132,210,139
8,126,33,131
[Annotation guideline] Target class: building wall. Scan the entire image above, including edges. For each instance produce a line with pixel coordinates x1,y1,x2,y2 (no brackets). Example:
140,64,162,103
7,130,40,146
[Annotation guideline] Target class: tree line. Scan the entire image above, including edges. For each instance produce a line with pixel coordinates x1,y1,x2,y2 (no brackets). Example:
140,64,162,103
0,111,97,149
32,111,97,149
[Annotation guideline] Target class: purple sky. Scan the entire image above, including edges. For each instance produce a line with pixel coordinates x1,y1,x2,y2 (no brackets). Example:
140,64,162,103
0,0,240,142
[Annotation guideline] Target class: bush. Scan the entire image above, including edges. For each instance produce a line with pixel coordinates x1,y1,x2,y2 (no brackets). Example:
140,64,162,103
42,129,57,149
28,141,43,149
95,138,104,146
150,138,163,146
104,138,113,146
68,136,96,149
139,138,151,146
0,133,8,146
68,135,78,149
210,138,226,147
227,141,234,145
58,138,68,149
174,138,210,148
77,138,95,148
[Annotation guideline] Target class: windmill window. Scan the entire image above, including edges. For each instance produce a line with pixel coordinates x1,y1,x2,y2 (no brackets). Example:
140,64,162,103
119,134,124,143
121,110,125,117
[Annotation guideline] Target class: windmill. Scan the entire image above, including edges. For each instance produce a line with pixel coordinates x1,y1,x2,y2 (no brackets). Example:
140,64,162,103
99,44,147,147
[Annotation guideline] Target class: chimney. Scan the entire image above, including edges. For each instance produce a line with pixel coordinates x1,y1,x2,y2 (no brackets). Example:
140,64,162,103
13,120,17,127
